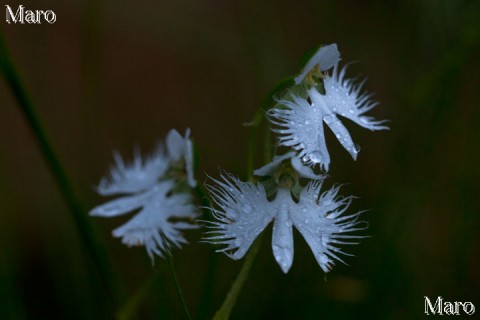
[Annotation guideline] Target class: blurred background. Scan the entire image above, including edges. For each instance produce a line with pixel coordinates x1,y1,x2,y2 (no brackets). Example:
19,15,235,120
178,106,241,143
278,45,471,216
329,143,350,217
1,0,479,319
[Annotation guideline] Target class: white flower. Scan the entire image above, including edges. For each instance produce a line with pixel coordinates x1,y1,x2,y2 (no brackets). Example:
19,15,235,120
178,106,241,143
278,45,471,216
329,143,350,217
204,174,366,273
268,64,388,171
254,151,325,180
294,43,341,85
90,129,199,260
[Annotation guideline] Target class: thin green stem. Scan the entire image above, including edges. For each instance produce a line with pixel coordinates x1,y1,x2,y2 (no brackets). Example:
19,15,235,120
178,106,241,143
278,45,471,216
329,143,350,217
167,255,191,320
0,31,119,306
212,236,262,320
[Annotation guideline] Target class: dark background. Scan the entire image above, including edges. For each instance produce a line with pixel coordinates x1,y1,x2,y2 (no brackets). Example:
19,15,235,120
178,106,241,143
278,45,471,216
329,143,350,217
1,0,479,319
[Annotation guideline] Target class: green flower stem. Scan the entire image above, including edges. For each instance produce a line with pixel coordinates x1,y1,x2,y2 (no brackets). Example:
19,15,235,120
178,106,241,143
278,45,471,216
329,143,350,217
116,274,158,320
0,31,119,306
212,236,262,320
167,255,192,320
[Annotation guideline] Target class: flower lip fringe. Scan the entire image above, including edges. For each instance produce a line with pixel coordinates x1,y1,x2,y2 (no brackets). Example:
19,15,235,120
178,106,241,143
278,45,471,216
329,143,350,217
203,173,367,273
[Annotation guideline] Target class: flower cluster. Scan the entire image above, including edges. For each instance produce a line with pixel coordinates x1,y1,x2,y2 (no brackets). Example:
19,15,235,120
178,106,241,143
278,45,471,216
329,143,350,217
90,129,199,260
89,43,386,275
204,44,387,273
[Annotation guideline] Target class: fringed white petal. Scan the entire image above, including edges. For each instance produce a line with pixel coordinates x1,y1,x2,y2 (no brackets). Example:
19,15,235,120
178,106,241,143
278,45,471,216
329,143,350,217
267,95,331,171
110,180,199,260
97,148,169,195
291,182,366,272
204,174,275,260
323,64,389,131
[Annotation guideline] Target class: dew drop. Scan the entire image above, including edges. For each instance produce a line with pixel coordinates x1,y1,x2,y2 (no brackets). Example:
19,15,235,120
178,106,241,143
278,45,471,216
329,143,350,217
306,151,323,163
323,115,334,124
319,254,329,264
226,210,238,220
243,204,252,214
305,119,311,125
273,245,279,251
286,219,292,227
354,144,361,153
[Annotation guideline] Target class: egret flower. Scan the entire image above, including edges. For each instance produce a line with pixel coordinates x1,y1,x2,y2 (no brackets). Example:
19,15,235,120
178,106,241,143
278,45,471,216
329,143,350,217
204,174,366,273
90,129,199,260
268,64,388,171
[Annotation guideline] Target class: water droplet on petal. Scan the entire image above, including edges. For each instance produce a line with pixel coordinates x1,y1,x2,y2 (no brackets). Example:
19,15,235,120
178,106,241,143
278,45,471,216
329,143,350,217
286,219,292,227
306,151,323,164
354,144,361,153
242,204,252,214
273,245,279,251
324,114,334,124
226,210,238,220
320,254,329,264
305,119,311,125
